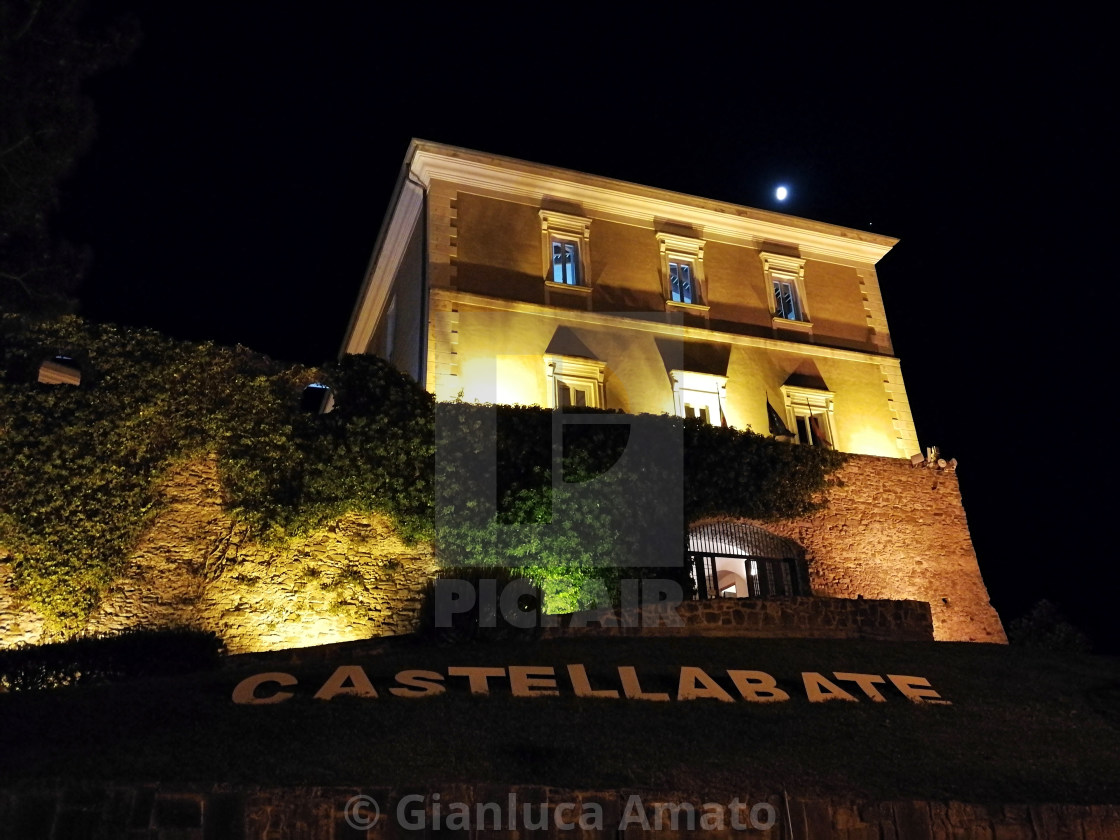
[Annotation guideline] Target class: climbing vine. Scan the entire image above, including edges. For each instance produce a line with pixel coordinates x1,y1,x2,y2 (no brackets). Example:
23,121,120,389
0,315,844,632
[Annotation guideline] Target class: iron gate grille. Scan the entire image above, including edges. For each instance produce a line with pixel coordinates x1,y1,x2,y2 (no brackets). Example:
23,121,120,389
688,554,805,599
688,521,805,560
687,521,809,600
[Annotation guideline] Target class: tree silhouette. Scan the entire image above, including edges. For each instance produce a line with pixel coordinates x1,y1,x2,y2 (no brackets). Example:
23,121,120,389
1007,599,1093,653
0,0,136,315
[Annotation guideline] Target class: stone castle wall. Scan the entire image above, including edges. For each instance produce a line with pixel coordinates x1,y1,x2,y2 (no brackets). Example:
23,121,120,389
765,454,1006,643
543,596,934,642
0,452,1004,652
1,783,1114,839
1,456,438,654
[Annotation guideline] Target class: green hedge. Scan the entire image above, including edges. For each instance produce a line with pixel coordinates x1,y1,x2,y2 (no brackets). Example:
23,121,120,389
0,317,437,630
434,404,844,611
0,627,222,692
416,566,542,644
0,316,844,632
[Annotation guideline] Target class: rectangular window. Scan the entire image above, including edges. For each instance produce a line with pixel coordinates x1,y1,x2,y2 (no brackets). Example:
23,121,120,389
540,212,591,302
772,277,801,321
557,381,589,407
671,370,727,427
684,403,710,424
790,412,833,447
669,261,696,304
658,233,707,312
761,253,810,328
781,385,835,449
552,239,580,285
545,354,606,409
791,412,833,447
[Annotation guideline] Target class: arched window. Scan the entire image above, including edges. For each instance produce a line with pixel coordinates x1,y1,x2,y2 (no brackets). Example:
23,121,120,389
687,521,809,599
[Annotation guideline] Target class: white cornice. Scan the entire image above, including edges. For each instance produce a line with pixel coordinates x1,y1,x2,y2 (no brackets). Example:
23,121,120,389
435,288,898,366
409,142,897,266
656,232,705,259
341,179,424,357
671,370,728,390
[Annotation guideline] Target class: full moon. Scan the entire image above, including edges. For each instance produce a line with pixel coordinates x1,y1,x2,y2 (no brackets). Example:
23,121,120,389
775,186,788,201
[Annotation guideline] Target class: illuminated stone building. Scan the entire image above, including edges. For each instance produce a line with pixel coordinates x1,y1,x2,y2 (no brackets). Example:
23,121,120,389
0,143,1007,655
341,140,1005,644
343,140,918,459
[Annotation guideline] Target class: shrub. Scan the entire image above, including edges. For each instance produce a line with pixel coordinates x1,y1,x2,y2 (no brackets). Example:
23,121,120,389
1,315,844,632
416,566,542,644
0,627,223,693
1007,600,1093,653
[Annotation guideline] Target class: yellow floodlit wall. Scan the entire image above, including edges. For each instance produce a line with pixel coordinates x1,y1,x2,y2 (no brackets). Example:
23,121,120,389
343,142,919,458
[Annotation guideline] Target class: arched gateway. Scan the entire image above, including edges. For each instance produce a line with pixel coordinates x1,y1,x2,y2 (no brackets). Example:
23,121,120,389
687,521,811,600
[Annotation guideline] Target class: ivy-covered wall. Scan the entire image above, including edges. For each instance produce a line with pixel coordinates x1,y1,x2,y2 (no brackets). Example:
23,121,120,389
1,316,847,645
0,316,437,634
83,457,437,653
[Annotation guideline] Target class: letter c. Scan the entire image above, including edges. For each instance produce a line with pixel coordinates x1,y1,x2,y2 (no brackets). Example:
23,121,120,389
231,671,298,704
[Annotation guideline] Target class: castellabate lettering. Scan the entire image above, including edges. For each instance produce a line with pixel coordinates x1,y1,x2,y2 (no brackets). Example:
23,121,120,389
230,664,950,704
313,665,378,700
231,671,298,705
388,669,446,698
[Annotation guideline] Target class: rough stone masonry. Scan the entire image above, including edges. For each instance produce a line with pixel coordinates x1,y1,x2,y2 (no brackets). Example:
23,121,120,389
0,452,1005,652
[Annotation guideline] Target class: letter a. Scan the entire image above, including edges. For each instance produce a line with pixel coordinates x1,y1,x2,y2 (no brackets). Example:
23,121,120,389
313,666,378,700
677,667,734,702
727,670,790,703
801,672,858,703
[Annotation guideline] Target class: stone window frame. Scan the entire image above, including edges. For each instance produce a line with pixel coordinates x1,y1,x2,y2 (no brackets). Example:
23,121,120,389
539,211,592,306
761,252,812,332
780,384,835,448
544,354,606,408
657,233,710,317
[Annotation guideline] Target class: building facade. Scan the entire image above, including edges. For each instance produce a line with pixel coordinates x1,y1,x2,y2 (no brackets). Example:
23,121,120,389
343,140,918,460
341,141,1005,644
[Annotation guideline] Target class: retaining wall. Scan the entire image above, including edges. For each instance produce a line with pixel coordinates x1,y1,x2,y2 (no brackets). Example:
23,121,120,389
763,454,1006,643
1,453,1004,652
0,783,1114,839
543,596,934,642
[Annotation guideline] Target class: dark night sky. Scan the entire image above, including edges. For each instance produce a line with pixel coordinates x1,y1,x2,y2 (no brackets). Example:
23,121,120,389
56,6,1113,648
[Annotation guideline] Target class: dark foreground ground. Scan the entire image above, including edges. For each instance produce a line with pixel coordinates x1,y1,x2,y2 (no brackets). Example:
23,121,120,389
2,635,1118,805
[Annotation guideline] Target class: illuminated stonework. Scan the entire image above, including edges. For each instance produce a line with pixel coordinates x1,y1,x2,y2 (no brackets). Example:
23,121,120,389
339,141,1003,643
343,140,919,457
0,457,438,654
0,147,1005,653
0,453,1004,648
